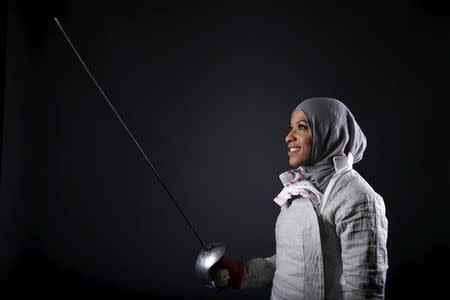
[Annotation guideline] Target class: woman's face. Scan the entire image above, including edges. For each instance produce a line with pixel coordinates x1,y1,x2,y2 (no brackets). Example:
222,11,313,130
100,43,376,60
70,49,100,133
285,109,313,168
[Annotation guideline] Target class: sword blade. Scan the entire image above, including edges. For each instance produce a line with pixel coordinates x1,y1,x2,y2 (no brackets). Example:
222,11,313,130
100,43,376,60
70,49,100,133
53,17,207,250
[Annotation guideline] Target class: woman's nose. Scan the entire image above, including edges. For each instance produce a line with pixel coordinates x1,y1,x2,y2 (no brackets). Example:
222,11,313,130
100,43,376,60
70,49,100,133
285,130,295,144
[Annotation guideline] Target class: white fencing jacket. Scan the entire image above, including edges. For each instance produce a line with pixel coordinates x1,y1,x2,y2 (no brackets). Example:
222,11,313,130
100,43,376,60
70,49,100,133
241,155,389,299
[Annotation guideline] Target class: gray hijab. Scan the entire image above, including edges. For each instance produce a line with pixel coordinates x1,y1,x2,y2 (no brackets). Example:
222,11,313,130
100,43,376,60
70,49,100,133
294,98,367,193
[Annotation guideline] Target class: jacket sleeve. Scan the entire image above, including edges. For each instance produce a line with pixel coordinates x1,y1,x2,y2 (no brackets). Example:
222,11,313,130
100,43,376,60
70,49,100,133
240,254,276,288
335,192,389,299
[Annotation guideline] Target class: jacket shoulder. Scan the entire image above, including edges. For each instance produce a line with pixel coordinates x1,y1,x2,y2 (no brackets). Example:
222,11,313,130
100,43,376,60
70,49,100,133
332,169,379,198
322,169,385,218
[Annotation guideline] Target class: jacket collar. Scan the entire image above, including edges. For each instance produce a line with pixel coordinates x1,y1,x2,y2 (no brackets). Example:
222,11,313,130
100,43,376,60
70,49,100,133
332,152,354,173
274,152,354,208
279,152,354,187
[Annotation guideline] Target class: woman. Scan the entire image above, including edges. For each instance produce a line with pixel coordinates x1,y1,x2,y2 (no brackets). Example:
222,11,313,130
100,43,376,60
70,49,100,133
211,98,389,299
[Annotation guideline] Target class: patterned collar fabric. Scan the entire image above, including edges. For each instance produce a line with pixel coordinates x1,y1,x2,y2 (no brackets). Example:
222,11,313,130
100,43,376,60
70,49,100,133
273,153,354,208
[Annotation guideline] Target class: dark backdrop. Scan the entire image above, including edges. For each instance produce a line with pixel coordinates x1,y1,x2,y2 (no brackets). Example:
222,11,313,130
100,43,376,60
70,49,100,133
1,0,449,299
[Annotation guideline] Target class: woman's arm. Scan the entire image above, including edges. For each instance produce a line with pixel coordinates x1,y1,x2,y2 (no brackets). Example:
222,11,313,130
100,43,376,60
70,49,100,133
335,192,389,299
240,254,276,288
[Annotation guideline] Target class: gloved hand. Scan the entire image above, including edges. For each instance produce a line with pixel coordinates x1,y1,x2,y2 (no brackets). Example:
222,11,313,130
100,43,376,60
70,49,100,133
210,266,230,288
210,256,245,289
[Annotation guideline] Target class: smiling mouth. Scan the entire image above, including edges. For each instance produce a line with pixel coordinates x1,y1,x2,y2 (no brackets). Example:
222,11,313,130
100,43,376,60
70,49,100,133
288,147,301,155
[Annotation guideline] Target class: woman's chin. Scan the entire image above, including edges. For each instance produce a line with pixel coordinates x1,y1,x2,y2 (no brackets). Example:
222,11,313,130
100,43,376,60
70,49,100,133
288,159,302,168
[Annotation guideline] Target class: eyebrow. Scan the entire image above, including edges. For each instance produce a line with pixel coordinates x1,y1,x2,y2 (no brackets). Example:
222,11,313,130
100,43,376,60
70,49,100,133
290,120,308,126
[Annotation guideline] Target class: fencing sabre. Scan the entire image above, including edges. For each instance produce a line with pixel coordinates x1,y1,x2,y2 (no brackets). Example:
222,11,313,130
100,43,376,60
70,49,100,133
53,17,226,289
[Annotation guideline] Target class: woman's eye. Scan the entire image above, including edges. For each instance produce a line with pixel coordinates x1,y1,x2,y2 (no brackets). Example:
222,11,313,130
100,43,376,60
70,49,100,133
289,124,308,131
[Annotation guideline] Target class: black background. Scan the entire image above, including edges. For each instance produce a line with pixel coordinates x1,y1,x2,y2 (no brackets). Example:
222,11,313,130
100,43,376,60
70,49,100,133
1,0,449,299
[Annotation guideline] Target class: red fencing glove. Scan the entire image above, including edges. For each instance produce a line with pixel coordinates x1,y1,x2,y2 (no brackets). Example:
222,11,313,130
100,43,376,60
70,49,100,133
215,255,245,289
